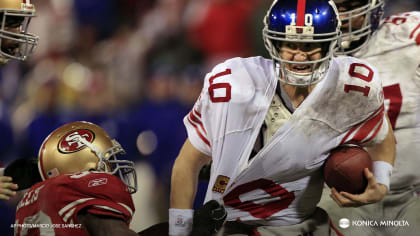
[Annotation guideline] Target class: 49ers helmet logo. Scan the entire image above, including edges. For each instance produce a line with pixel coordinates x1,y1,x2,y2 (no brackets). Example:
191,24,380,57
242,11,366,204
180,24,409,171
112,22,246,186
58,129,95,153
22,0,34,10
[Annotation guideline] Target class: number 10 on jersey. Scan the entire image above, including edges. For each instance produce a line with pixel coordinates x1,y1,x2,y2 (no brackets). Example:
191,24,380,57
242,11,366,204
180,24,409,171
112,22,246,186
208,69,232,103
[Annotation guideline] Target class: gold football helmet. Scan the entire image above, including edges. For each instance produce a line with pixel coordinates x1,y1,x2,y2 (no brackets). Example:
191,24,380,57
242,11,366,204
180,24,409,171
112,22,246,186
38,121,137,194
0,0,38,64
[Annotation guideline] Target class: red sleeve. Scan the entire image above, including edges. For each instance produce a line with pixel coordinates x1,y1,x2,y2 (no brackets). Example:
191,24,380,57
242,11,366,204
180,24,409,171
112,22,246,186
54,172,134,225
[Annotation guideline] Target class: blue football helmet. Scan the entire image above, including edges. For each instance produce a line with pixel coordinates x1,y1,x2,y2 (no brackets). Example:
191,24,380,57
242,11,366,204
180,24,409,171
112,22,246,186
334,0,384,55
263,0,341,86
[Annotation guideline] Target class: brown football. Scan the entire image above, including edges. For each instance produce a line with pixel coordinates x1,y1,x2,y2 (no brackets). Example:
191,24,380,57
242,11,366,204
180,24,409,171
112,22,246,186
323,145,372,194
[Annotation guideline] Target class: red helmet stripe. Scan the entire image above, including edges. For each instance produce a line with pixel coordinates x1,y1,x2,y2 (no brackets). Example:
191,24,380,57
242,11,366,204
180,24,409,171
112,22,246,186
296,0,306,26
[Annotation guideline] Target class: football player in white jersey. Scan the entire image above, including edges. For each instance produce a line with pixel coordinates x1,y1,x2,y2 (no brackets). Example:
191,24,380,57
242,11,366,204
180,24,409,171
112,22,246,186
0,0,38,201
170,0,395,235
319,0,420,235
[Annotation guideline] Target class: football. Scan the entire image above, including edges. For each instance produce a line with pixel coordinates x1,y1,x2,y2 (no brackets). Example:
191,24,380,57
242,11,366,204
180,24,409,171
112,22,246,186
323,145,372,194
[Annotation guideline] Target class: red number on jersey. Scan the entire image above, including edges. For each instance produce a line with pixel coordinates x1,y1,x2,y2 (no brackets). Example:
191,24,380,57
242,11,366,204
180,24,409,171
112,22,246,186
383,84,403,130
208,69,232,103
223,179,295,219
344,63,373,96
384,16,407,25
384,13,420,45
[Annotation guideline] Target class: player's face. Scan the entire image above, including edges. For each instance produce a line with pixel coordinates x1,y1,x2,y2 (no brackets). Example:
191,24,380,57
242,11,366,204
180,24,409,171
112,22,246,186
0,16,24,65
279,42,322,73
335,0,366,33
1,27,20,56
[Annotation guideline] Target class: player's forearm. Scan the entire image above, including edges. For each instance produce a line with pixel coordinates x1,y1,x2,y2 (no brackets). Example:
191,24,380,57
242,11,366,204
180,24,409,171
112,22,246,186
366,116,395,191
170,139,211,209
170,157,201,209
366,117,395,165
169,140,211,236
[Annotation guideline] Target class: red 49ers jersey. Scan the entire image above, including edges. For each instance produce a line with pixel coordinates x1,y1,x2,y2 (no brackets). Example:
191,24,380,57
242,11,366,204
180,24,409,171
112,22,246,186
15,172,134,236
185,56,388,225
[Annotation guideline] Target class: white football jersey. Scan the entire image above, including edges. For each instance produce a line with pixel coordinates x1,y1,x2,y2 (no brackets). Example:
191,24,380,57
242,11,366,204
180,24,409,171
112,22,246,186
354,11,420,191
184,56,388,225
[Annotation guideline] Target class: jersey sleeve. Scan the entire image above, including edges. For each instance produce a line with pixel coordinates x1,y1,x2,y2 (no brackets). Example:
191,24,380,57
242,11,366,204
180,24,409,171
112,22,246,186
55,172,134,225
184,57,274,158
183,60,237,156
335,57,388,146
184,89,212,156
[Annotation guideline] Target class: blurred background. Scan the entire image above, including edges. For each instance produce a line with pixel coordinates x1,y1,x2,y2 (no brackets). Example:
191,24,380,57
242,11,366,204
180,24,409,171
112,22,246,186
0,0,419,234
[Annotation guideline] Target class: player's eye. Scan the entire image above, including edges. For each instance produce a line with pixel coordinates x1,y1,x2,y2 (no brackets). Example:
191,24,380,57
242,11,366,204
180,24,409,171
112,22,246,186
302,43,312,51
336,1,364,11
285,43,298,50
5,16,23,28
351,1,365,8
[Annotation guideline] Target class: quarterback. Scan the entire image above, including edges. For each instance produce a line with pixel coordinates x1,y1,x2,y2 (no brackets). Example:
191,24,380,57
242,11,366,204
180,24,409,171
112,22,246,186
319,0,420,235
170,0,395,235
0,0,39,201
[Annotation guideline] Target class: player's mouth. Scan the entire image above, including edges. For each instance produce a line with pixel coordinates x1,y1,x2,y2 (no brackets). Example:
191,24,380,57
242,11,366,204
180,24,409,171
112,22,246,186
7,45,19,55
2,42,20,56
289,64,312,73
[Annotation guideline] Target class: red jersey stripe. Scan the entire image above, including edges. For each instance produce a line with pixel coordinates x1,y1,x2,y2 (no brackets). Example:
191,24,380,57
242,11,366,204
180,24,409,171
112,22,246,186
187,117,211,147
340,105,384,145
351,105,384,143
193,109,202,118
339,124,359,145
189,111,207,135
362,118,384,144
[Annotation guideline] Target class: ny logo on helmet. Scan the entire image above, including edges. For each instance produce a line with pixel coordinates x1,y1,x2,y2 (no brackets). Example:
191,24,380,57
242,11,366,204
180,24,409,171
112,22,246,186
59,129,95,153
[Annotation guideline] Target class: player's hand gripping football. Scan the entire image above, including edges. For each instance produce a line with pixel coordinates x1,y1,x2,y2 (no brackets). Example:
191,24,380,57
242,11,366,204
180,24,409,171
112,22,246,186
190,200,227,236
0,176,18,201
329,168,387,207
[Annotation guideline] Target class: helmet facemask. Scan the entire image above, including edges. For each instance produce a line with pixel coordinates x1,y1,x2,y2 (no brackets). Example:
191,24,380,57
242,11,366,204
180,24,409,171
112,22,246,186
0,9,38,62
334,0,384,55
101,140,137,194
79,138,138,194
264,31,338,86
262,0,341,87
